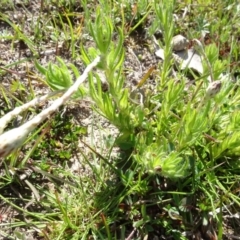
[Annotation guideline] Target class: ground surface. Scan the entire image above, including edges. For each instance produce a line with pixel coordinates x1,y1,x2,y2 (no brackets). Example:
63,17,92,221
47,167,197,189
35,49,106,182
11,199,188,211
0,0,240,240
0,1,159,239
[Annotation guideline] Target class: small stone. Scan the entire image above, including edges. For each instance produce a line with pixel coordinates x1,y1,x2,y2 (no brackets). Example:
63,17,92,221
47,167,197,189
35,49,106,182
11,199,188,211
13,12,23,21
171,35,189,52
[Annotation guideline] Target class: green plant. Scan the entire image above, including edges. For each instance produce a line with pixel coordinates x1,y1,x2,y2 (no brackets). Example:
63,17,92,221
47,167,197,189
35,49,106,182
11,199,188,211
0,0,240,239
35,57,87,98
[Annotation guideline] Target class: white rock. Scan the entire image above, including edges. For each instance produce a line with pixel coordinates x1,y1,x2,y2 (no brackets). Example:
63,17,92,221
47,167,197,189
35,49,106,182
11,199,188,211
155,48,203,74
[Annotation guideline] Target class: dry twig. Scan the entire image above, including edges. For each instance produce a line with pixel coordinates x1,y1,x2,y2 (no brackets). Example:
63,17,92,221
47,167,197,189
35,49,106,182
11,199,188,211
0,56,100,158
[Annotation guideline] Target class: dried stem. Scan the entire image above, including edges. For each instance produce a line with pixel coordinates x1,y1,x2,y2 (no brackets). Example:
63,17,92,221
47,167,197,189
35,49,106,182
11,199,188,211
0,90,64,134
0,56,100,158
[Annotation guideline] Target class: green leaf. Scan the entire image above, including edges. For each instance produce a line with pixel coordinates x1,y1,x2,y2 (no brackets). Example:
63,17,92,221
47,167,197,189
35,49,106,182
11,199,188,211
34,60,47,75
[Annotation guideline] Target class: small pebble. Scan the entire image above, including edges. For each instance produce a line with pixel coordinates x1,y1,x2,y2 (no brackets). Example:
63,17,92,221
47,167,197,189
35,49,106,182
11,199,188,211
171,35,189,52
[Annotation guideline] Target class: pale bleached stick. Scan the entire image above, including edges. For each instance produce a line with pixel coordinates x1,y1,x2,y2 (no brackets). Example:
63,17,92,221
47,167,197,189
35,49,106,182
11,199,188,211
0,56,100,158
0,90,64,135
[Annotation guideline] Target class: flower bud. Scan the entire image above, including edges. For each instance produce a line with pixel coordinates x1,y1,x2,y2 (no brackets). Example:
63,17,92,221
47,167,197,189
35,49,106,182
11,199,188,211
206,80,222,98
